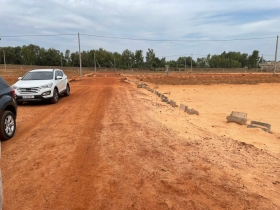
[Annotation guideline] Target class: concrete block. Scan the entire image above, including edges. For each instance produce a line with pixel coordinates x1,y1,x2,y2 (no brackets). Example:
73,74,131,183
170,100,178,107
247,121,271,132
180,104,185,111
226,116,246,125
161,95,167,100
226,111,247,125
186,108,199,115
231,111,247,119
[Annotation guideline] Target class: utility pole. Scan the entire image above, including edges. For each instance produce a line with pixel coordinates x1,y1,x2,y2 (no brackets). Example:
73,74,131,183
191,54,193,72
61,56,63,70
274,35,278,74
78,33,82,77
261,54,263,72
114,56,116,72
94,52,96,74
184,57,186,71
3,50,6,71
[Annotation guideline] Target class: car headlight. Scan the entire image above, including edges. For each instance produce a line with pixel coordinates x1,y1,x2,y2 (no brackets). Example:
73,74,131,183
12,85,17,89
41,83,53,88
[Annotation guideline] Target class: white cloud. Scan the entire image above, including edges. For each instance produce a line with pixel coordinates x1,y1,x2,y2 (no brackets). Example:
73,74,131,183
0,0,279,60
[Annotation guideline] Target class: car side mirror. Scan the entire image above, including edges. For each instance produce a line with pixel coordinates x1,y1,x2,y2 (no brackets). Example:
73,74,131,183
56,76,62,80
18,77,22,80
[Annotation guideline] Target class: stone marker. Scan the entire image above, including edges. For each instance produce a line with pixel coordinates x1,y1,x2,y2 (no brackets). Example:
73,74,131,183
161,95,168,101
186,108,199,115
180,104,186,111
226,111,247,125
247,121,271,132
170,100,178,107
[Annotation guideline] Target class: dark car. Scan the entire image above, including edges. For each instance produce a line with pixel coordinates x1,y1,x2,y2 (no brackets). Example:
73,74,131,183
0,76,17,140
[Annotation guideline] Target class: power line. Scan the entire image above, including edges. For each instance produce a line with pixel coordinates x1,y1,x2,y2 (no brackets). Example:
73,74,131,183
82,34,275,42
0,34,76,37
159,53,207,57
0,33,276,42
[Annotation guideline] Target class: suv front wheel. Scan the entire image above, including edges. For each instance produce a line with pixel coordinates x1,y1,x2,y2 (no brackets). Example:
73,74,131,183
65,84,70,96
51,88,59,104
0,111,16,140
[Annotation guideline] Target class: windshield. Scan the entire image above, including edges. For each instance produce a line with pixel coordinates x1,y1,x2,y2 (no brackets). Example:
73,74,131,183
22,71,53,80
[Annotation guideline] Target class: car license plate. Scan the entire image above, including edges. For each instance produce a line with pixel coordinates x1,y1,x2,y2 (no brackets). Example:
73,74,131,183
22,95,35,99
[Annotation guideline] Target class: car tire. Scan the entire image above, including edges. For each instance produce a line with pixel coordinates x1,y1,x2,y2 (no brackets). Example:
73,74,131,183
51,88,59,104
0,111,16,141
64,84,70,96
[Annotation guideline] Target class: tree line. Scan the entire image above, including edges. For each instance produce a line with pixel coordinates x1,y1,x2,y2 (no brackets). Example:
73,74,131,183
0,44,263,69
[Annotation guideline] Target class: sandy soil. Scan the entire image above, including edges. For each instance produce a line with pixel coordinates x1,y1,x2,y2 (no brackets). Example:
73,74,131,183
138,73,280,85
1,73,280,209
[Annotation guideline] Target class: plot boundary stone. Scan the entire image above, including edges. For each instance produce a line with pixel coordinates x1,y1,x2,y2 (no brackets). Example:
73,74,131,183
247,121,271,132
186,107,199,115
226,111,247,125
180,104,186,111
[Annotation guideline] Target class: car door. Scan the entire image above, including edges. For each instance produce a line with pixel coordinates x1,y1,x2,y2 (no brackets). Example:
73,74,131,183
59,70,67,91
54,70,64,93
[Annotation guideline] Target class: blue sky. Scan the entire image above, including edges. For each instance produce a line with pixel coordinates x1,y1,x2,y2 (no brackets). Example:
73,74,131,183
0,0,280,61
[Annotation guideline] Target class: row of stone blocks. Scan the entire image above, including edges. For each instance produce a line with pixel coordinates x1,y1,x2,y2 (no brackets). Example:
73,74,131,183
138,83,199,114
180,104,199,115
153,90,176,107
136,82,271,131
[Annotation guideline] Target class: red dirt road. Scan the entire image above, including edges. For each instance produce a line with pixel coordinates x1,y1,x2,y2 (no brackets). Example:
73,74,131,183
2,75,280,209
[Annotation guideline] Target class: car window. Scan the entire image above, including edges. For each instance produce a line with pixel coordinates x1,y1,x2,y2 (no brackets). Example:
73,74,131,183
0,77,9,89
22,72,53,80
58,71,63,77
55,71,60,79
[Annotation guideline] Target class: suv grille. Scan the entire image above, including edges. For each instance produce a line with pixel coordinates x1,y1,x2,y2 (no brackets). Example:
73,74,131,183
18,87,40,94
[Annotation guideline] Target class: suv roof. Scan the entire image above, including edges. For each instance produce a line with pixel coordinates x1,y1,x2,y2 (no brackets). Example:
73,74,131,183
30,69,62,72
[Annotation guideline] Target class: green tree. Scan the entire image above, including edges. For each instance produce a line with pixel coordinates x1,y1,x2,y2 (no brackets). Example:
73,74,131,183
196,57,208,68
145,48,156,68
121,49,134,69
134,50,144,68
247,50,260,69
64,49,71,66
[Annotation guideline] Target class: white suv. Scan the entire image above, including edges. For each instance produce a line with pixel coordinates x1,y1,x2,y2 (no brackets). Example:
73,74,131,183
12,69,70,104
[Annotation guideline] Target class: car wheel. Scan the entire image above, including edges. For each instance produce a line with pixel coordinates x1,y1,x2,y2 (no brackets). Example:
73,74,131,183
0,111,16,140
65,84,70,96
51,88,59,104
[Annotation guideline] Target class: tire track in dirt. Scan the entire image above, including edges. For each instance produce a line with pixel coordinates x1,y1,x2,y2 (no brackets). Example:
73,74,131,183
50,78,114,209
2,77,114,209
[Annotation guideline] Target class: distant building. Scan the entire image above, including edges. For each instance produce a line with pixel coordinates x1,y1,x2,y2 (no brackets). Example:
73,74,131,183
259,61,280,71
